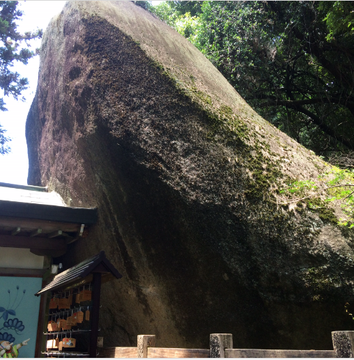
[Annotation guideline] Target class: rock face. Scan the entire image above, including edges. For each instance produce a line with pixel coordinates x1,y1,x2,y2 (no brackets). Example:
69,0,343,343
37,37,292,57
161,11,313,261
26,1,354,350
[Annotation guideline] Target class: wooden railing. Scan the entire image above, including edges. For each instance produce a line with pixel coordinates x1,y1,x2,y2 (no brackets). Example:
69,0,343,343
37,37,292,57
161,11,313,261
98,332,349,358
224,349,334,358
99,347,138,358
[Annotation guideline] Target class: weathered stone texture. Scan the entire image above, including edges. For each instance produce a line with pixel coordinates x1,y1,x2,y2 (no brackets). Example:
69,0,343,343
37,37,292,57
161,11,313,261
332,331,354,357
26,1,354,349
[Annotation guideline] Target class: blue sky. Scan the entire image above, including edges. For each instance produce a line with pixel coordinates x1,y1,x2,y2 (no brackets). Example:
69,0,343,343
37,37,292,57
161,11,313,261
0,1,66,185
0,1,162,186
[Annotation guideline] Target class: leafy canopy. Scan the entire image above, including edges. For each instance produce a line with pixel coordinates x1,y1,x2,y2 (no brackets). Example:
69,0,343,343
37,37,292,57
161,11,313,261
151,1,354,156
150,1,354,225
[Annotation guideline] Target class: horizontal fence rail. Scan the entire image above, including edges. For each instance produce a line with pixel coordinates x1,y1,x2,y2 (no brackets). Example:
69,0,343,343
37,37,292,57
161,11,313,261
98,346,138,358
225,349,335,358
99,331,351,358
148,347,209,358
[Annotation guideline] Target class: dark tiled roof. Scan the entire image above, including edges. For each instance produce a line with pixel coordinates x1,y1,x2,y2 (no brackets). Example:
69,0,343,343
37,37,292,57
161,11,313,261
35,251,122,295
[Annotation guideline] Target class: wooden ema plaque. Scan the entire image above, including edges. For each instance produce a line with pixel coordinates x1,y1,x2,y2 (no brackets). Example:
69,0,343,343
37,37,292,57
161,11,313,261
76,311,84,323
46,338,59,349
38,251,123,358
47,320,58,332
58,296,71,309
49,297,59,310
76,289,92,303
62,338,76,348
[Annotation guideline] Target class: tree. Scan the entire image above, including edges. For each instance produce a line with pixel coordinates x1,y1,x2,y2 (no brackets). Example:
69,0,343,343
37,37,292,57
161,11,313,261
152,1,354,156
0,1,42,154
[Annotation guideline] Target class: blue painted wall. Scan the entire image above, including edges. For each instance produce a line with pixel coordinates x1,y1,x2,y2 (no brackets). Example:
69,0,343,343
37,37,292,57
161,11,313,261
0,277,42,358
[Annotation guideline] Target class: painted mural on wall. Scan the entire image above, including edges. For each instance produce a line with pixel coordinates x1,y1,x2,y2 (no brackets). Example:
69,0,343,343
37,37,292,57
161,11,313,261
0,277,41,358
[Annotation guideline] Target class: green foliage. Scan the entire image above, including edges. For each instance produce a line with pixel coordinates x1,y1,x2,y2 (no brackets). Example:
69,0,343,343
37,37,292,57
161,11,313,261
151,1,200,40
323,168,354,227
0,1,42,154
152,1,354,156
280,180,317,197
174,12,200,41
133,1,152,12
345,302,354,320
150,2,174,26
280,166,354,228
0,124,10,154
320,1,354,41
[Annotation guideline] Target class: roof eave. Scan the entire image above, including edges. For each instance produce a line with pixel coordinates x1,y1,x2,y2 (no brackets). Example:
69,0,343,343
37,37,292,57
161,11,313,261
0,200,98,225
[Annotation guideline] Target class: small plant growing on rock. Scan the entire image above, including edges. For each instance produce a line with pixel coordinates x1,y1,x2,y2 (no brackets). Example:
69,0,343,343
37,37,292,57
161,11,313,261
279,167,354,228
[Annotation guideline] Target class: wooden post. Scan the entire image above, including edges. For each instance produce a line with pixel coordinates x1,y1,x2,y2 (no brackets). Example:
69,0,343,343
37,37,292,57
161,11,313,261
137,335,156,358
210,333,233,358
90,272,102,357
332,331,354,357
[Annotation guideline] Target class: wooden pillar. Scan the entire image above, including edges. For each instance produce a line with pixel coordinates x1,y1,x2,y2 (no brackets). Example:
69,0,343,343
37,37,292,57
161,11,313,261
210,333,233,358
90,272,102,357
35,291,48,357
332,331,354,357
137,335,156,358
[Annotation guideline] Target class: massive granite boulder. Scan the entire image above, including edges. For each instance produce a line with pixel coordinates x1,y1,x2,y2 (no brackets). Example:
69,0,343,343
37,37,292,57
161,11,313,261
26,1,354,350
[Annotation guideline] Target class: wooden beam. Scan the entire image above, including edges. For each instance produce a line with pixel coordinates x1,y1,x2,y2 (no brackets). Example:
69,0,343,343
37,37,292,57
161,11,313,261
99,347,138,358
30,248,67,258
0,200,98,224
225,349,335,358
11,226,21,236
30,228,42,237
0,216,82,233
148,347,210,358
90,272,102,357
0,234,67,251
0,182,47,192
0,267,44,277
137,335,156,358
35,290,48,357
48,230,63,238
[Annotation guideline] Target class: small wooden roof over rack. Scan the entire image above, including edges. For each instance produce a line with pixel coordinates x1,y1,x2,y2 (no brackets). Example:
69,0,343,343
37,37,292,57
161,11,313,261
35,251,122,296
36,251,122,357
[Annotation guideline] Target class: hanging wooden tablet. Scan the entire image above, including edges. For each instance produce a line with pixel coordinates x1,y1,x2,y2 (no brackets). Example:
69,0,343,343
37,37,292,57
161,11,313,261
67,314,77,327
75,292,81,304
46,339,57,349
61,319,71,331
81,289,92,302
76,310,84,323
58,297,65,309
53,337,59,349
47,320,58,332
62,337,76,348
59,296,71,309
73,312,78,324
49,297,58,309
58,340,63,351
57,318,64,330
85,308,90,321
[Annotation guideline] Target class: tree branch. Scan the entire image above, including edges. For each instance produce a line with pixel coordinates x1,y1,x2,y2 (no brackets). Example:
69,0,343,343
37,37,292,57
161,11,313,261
258,100,354,150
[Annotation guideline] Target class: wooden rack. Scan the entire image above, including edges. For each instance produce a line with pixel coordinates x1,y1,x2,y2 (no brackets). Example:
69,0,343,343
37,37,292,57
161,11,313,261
35,251,122,358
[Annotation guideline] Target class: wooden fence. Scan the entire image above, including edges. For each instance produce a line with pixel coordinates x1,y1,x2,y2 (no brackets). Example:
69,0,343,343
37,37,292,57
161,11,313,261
98,331,354,358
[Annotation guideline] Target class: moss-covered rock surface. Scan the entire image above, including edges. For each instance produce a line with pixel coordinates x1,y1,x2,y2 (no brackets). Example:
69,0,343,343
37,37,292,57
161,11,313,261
26,1,354,350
